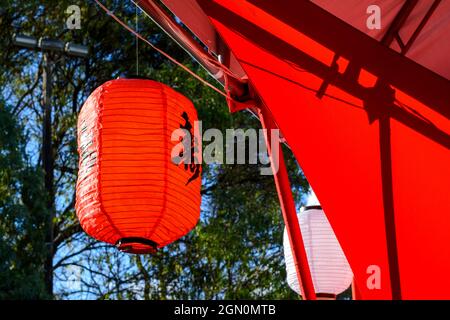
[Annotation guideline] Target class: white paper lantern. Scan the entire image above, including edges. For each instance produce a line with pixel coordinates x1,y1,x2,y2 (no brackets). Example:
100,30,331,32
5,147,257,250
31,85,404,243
283,205,353,298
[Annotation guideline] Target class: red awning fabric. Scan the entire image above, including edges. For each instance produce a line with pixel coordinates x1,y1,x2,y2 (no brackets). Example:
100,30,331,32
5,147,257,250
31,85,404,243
311,0,450,79
161,0,450,81
156,0,450,299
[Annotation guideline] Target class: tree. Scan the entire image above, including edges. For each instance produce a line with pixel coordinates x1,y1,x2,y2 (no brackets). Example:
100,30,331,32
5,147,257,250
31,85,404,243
0,101,49,299
1,0,309,299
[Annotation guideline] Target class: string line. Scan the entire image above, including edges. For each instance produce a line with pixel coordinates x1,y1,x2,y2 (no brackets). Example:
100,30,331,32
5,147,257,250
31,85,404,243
135,4,139,75
94,0,230,99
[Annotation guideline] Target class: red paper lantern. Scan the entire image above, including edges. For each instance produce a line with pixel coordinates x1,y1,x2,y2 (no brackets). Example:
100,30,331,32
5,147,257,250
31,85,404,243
76,78,201,254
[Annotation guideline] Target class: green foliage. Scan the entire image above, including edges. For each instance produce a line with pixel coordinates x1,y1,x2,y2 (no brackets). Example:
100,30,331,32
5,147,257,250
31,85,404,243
0,102,49,299
0,0,310,300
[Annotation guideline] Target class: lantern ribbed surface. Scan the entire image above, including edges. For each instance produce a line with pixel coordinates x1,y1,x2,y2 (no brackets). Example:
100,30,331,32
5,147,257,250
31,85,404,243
76,79,201,254
284,206,353,296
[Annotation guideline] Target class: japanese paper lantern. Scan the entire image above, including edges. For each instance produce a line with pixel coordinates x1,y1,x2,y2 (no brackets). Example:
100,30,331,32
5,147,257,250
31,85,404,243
76,78,201,254
284,204,353,298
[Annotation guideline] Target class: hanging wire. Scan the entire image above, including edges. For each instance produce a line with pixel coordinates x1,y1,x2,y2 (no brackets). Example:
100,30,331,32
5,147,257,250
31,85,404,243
128,0,238,79
94,0,230,99
135,4,139,75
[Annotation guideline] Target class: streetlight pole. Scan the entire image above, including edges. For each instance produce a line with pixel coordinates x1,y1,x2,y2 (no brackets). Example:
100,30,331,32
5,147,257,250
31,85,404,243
42,51,55,295
13,34,88,296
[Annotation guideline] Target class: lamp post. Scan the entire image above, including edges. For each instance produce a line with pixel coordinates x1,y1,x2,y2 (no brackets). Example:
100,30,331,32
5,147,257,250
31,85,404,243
13,34,88,296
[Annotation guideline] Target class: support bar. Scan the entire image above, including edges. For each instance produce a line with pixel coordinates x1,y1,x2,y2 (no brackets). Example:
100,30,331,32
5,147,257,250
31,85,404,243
258,105,316,300
136,0,247,98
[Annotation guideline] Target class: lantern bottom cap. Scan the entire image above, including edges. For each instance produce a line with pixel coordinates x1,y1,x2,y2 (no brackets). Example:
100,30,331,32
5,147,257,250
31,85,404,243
315,293,337,300
115,237,158,254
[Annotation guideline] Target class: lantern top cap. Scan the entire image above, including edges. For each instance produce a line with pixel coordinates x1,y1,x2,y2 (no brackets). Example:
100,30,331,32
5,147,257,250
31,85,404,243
118,74,154,81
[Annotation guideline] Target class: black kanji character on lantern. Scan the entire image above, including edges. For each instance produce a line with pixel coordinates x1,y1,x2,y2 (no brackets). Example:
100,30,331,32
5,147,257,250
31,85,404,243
177,112,201,185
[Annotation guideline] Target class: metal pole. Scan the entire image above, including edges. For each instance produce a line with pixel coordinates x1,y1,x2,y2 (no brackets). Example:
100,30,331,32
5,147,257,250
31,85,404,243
42,52,54,296
13,35,87,298
257,106,316,300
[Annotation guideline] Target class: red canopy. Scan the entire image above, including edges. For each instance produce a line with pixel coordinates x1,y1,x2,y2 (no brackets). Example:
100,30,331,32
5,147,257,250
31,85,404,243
142,0,450,299
160,0,450,80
